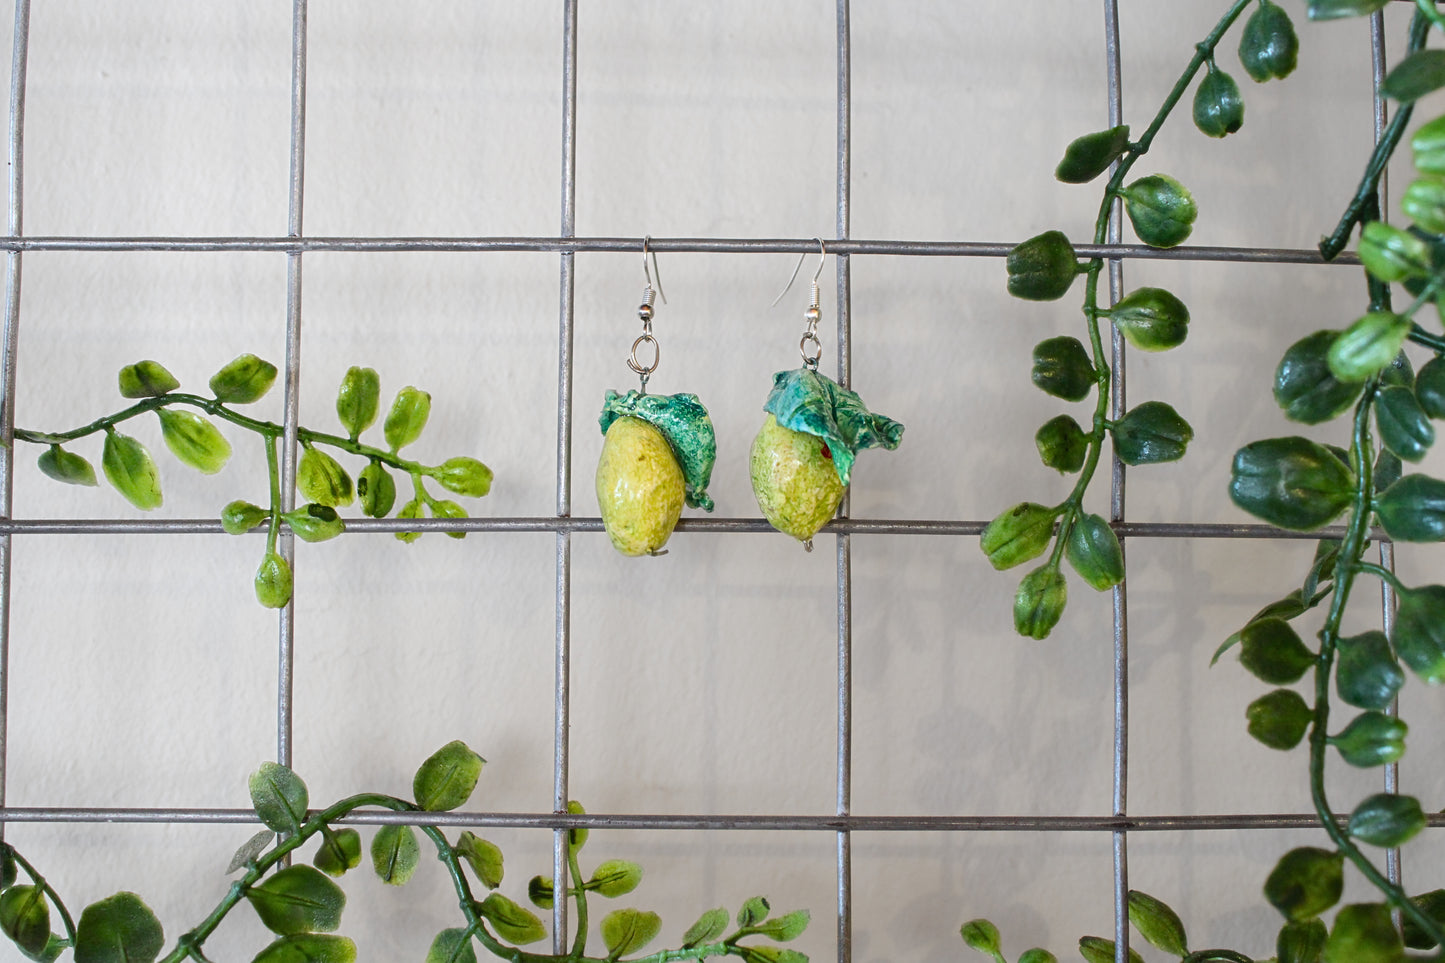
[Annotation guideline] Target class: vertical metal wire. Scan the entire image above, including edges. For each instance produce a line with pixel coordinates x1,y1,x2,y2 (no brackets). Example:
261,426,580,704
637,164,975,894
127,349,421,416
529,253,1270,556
0,0,30,831
834,3,853,962
553,0,579,952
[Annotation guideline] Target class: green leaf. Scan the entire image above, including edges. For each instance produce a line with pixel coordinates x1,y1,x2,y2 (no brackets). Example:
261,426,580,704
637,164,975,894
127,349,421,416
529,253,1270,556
587,860,643,899
1375,448,1403,494
1328,311,1411,383
1306,0,1388,19
752,909,810,942
254,552,293,609
1247,689,1312,750
1402,177,1445,234
1335,631,1404,711
1035,414,1087,474
282,504,345,543
335,367,380,440
1265,847,1344,921
1331,711,1407,767
682,908,729,949
1239,0,1298,82
1322,903,1403,963
37,445,97,486
249,762,309,834
961,919,1003,958
1127,890,1188,957
101,431,162,510
1031,336,1096,402
430,457,493,498
1078,936,1144,963
246,865,344,936
1415,114,1445,175
1303,538,1342,599
567,799,588,853
1,845,19,889
1383,49,1445,103
1111,401,1192,465
221,500,269,535
117,360,179,399
1122,174,1196,248
0,886,50,959
454,832,503,889
74,892,164,963
1278,919,1327,963
1064,513,1124,591
413,740,485,812
312,828,361,878
229,831,275,876
394,498,424,543
1376,473,1445,541
1228,436,1354,530
980,503,1058,571
1006,231,1079,301
296,448,354,508
738,950,808,963
209,354,278,404
476,893,546,945
1055,126,1131,184
424,929,477,963
1193,62,1244,138
1107,287,1190,351
1014,564,1067,640
1417,355,1445,419
1392,583,1445,683
252,934,358,963
1018,952,1057,963
356,461,396,518
1347,793,1426,847
370,825,419,886
738,897,770,928
1273,330,1364,424
1402,889,1445,950
526,876,555,910
430,499,469,539
602,908,662,959
1239,617,1314,684
1357,222,1432,282
384,386,432,451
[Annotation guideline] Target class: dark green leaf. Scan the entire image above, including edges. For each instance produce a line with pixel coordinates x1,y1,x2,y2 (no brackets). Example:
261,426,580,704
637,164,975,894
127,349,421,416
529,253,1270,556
587,860,643,899
0,886,50,959
74,892,164,963
1107,287,1190,351
1322,903,1403,963
526,876,554,910
1402,177,1445,234
1018,952,1057,963
1193,62,1244,137
1332,711,1407,767
1265,847,1344,921
252,934,358,963
1375,448,1403,494
1278,918,1328,963
1239,617,1315,684
296,448,354,508
1393,583,1445,683
1348,793,1426,847
209,354,278,404
384,386,432,451
1014,564,1067,640
682,908,729,949
602,908,662,958
424,929,477,963
1383,49,1445,102
1306,0,1388,19
356,461,396,518
1417,355,1445,419
1127,890,1188,956
738,897,770,928
1055,126,1130,184
1303,539,1342,599
1239,0,1299,81
1403,889,1445,950
1111,401,1192,465
229,829,275,874
752,910,809,942
1381,349,1415,388
961,919,1002,957
1035,414,1087,474
117,361,178,398
1274,330,1364,424
1328,312,1412,383
454,832,503,889
0,846,17,890
413,740,484,812
246,866,345,936
335,367,380,441
1006,231,1079,301
156,409,231,474
249,762,309,834
254,552,293,609
1031,336,1096,402
1336,631,1404,710
313,828,361,878
477,893,547,945
1078,936,1144,963
37,445,97,486
1122,174,1196,248
430,457,493,498
1214,592,1312,667
1247,689,1312,750
1064,513,1124,591
1228,437,1354,530
221,500,269,535
101,431,162,511
980,503,1058,571
282,504,345,543
370,826,419,886
1357,222,1432,282
1376,473,1445,541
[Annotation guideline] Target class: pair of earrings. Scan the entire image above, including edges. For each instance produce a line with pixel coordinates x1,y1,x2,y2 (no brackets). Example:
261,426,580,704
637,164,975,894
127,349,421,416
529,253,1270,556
594,239,904,557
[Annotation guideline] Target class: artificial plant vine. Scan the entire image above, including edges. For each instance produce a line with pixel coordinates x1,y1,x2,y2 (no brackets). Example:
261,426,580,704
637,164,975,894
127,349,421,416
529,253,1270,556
0,742,810,963
11,356,494,609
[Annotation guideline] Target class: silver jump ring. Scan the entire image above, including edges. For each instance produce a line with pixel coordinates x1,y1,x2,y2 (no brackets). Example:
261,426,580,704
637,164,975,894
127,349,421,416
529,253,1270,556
800,331,822,369
628,333,660,376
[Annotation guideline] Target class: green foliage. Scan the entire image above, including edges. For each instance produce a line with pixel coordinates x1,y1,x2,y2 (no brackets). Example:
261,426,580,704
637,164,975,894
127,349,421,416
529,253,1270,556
246,866,345,936
1078,936,1144,963
36,445,97,487
313,829,362,879
1106,287,1190,351
586,860,643,899
1055,126,1130,184
1006,231,1079,301
1030,336,1096,401
1347,793,1426,848
117,360,179,399
384,386,432,451
101,431,162,510
1265,847,1344,921
1239,0,1298,81
413,741,485,812
1246,689,1312,750
1238,617,1314,684
1391,583,1445,683
250,762,309,834
602,908,662,958
1122,174,1197,248
209,354,278,404
1013,564,1067,640
370,826,420,887
254,934,358,963
74,892,164,963
1126,890,1188,957
357,460,397,518
335,367,381,440
1331,711,1407,768
1402,890,1445,950
297,448,354,508
1374,386,1434,462
1277,919,1327,963
1228,436,1354,530
1193,61,1244,137
425,929,477,963
1063,513,1124,591
1110,401,1193,465
475,893,546,945
1416,356,1445,418
1381,49,1445,103
222,499,269,535
1335,631,1403,711
1322,903,1403,963
1305,0,1389,20
1375,473,1445,541
454,833,503,890
980,503,1058,571
682,908,730,948
961,919,1004,962
1356,222,1431,282
1034,415,1087,473
431,457,494,498
1273,330,1363,425
0,886,51,959
254,552,294,609
1327,311,1411,383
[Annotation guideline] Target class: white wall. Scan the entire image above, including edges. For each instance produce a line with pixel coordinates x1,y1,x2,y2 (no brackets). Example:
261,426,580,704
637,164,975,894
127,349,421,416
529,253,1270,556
1,2,1442,961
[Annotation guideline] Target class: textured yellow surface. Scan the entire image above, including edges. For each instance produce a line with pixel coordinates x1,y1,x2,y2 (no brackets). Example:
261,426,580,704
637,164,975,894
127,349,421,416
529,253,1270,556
595,416,686,556
749,414,846,541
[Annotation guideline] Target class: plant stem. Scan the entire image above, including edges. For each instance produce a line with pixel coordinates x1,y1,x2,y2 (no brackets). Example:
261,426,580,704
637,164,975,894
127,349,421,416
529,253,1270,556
7,845,77,948
568,845,589,959
1416,0,1445,32
1352,560,1407,593
264,434,281,556
1409,323,1445,352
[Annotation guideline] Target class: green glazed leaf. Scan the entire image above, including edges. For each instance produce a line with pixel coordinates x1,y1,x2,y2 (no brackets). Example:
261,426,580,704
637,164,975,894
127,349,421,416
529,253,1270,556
476,893,546,945
682,908,729,949
1402,178,1445,234
74,892,164,963
282,504,345,543
1306,0,1388,19
413,740,485,812
253,934,358,963
1127,890,1188,957
254,552,293,608
1214,591,1310,667
296,448,354,508
1111,400,1192,465
1328,311,1411,383
1278,918,1328,963
209,354,277,404
1078,937,1144,963
960,919,1003,958
1247,689,1312,750
1006,230,1079,301
1381,349,1415,388
1064,513,1124,591
1228,436,1354,530
356,461,396,518
1031,336,1096,402
229,830,274,875
1391,583,1445,683
1122,174,1196,248
980,503,1058,571
313,829,361,878
1107,287,1189,351
1265,847,1344,920
1402,890,1445,950
370,825,419,886
1336,631,1404,711
335,367,380,440
1376,474,1445,541
1055,125,1131,184
1347,793,1426,847
221,500,268,535
752,909,810,942
430,499,468,539
1239,617,1314,685
102,431,162,510
1417,355,1445,419
430,457,493,498
157,409,231,474
247,866,344,936
1357,222,1432,282
1193,62,1244,138
1415,114,1445,175
587,860,643,898
1239,0,1299,82
1014,564,1067,640
1274,330,1363,424
1035,414,1087,474
384,386,431,451
738,897,771,928
0,886,50,958
117,360,179,399
37,445,97,486
1383,49,1445,102
249,762,309,834
1322,903,1403,963
602,908,662,959
526,876,554,910
452,833,503,890
424,929,477,963
1331,711,1407,767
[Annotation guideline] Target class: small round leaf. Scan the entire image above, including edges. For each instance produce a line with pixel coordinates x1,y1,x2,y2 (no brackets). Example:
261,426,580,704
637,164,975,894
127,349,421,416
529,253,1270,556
476,894,546,945
296,449,354,508
413,740,485,812
1273,330,1363,425
454,833,503,890
1392,584,1445,683
1055,125,1131,184
1064,513,1124,591
37,445,97,487
249,762,309,834
1239,0,1299,82
1107,287,1190,351
1336,631,1404,710
1035,414,1088,474
0,886,50,959
1322,903,1403,963
370,825,419,886
1193,62,1244,137
1327,311,1411,383
1347,793,1426,847
335,367,381,440
246,865,345,936
1264,847,1343,921
424,929,477,963
1375,473,1445,542
384,386,432,451
1277,919,1328,963
1416,356,1445,420
254,552,293,609
1014,565,1067,640
980,503,1058,571
157,409,232,475
117,361,178,399
221,500,268,535
601,908,662,959
254,934,358,963
74,892,165,963
313,828,362,879
1031,336,1096,402
1127,890,1188,957
1332,711,1407,767
357,461,397,518
1239,617,1315,685
1247,689,1312,750
1357,221,1432,282
101,431,163,511
1111,401,1192,465
1228,437,1354,530
1123,174,1197,248
209,354,278,404
1006,231,1078,301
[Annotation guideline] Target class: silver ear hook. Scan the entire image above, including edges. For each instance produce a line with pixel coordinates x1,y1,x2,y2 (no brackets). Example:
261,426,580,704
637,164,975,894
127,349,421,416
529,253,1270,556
772,239,826,370
642,235,667,306
770,238,826,308
629,236,664,392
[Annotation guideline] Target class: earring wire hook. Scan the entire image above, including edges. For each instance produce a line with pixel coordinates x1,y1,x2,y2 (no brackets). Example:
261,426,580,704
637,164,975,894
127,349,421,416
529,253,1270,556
642,235,667,305
770,238,826,307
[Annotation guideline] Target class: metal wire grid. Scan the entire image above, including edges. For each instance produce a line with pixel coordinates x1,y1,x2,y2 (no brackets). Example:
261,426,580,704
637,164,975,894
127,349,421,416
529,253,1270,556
0,2,1417,962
